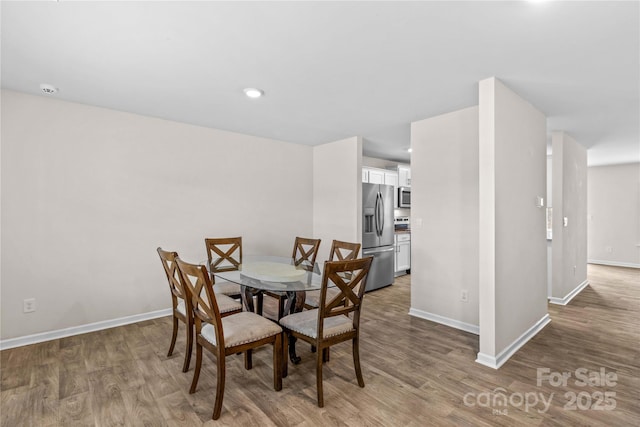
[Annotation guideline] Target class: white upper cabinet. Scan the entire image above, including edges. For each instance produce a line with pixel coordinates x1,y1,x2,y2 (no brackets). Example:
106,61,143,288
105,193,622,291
367,168,385,184
384,171,399,207
398,166,411,187
362,167,397,184
384,171,398,187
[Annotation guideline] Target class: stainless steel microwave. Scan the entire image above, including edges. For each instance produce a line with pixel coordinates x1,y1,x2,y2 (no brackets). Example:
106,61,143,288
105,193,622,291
398,187,410,208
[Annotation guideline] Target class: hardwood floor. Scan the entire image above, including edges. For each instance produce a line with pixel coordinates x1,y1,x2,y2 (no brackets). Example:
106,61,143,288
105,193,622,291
2,264,639,426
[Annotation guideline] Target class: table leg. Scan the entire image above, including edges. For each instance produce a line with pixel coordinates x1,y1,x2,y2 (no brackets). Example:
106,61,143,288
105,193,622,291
241,285,255,312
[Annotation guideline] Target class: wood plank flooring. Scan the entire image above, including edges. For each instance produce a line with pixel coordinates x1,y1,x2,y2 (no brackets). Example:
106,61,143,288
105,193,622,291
2,264,639,426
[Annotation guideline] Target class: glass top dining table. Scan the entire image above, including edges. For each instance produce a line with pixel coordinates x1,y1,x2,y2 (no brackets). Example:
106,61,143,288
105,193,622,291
209,255,324,364
211,255,323,293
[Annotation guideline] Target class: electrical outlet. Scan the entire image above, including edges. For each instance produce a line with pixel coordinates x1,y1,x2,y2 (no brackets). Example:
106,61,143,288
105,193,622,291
461,290,469,303
23,298,36,313
605,246,613,253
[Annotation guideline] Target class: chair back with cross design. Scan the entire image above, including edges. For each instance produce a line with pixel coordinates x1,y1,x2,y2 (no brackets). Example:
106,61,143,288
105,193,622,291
176,259,225,349
291,237,321,271
204,237,243,299
328,240,361,262
205,237,242,275
303,239,362,310
317,257,372,334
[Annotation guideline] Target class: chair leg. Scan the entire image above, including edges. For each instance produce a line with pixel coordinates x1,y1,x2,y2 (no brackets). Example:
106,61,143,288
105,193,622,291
273,334,282,391
182,319,193,372
245,349,253,370
282,331,289,378
256,292,264,316
311,344,316,353
212,354,226,420
353,337,364,388
189,342,203,394
167,315,178,357
322,347,330,362
316,346,324,408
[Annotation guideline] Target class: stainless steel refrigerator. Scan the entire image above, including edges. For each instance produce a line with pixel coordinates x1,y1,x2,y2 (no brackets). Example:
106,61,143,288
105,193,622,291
362,183,395,291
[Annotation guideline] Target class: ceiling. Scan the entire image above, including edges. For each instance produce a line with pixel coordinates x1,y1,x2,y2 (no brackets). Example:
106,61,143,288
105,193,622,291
2,1,638,166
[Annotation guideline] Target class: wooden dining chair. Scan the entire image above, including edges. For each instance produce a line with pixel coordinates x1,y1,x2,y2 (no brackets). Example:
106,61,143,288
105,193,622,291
176,257,283,420
157,247,194,373
158,248,243,373
205,237,243,298
279,256,373,407
302,240,363,360
261,236,321,321
304,239,362,310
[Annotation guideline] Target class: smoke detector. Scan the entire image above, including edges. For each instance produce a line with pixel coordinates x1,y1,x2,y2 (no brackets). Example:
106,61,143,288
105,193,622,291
40,84,58,95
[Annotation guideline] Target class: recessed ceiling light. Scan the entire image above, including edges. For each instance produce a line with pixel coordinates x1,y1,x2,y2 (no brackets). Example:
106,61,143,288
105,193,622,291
40,83,58,94
244,88,264,98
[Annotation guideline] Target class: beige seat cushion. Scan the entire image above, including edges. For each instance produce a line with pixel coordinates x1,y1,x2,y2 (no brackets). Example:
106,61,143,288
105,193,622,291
214,280,242,296
304,288,340,308
201,312,282,348
279,309,353,339
215,293,243,314
177,293,241,316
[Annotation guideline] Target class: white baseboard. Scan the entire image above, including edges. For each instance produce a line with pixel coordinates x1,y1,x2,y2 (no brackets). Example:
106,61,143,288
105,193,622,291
588,260,640,269
408,307,479,335
0,308,172,351
549,280,589,305
476,313,551,370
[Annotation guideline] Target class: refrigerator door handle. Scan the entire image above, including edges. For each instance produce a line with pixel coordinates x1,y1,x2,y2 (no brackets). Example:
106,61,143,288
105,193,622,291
363,246,395,254
374,192,381,236
380,191,385,237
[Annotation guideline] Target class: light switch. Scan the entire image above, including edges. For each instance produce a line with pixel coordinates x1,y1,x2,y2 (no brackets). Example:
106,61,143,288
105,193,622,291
563,217,568,227
536,196,544,208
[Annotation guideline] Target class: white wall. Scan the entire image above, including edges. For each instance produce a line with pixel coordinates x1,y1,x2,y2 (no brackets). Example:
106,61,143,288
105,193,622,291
478,78,549,368
546,156,553,211
587,163,640,268
313,137,363,264
551,131,588,303
409,106,479,332
547,156,553,297
1,90,314,340
362,156,401,169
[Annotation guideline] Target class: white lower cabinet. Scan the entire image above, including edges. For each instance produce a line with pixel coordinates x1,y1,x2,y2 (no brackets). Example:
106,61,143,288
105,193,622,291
395,233,411,275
